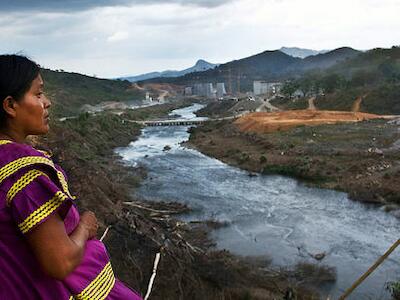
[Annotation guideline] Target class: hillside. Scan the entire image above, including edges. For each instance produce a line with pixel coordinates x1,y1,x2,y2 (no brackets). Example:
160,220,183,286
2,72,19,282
330,46,400,76
141,47,361,92
298,47,360,71
41,69,145,117
276,46,400,115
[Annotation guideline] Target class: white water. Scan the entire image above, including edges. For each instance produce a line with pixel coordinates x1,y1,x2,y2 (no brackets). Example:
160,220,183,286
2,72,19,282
117,104,400,299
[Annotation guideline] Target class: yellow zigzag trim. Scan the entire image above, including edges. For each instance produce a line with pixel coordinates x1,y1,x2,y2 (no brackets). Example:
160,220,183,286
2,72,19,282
0,156,51,183
57,171,73,199
18,191,69,234
75,262,116,300
0,156,73,199
0,140,12,145
7,169,48,206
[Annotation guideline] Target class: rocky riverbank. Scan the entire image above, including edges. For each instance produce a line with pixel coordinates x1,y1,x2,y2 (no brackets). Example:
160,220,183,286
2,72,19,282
187,118,400,208
31,106,327,299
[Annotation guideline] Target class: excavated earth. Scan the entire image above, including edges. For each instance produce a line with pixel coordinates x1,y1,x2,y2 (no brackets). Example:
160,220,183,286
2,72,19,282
234,110,390,133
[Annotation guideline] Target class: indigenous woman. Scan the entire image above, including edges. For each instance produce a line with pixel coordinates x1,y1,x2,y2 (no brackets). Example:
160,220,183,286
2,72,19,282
0,55,142,300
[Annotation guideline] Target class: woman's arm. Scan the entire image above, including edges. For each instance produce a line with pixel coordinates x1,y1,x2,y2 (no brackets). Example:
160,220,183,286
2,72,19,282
25,211,98,280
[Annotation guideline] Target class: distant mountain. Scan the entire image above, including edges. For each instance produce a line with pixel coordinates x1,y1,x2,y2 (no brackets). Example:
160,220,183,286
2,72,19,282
279,47,329,58
120,59,218,82
142,47,362,92
295,47,361,71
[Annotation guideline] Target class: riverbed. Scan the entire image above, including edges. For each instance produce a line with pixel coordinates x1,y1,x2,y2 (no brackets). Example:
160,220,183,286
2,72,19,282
116,104,400,299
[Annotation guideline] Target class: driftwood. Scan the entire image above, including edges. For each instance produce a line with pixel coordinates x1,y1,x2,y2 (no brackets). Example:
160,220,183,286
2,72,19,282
100,226,111,242
123,201,183,215
144,252,161,300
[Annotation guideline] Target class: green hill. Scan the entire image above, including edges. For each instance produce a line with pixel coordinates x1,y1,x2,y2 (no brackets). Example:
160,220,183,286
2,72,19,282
278,46,400,114
41,69,145,118
331,47,400,75
320,47,400,114
299,47,361,71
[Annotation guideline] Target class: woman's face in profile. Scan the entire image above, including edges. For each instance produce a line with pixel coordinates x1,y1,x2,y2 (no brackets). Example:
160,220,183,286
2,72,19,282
14,74,52,136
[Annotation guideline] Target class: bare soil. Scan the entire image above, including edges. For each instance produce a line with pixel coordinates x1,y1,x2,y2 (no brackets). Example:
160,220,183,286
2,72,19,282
234,110,389,133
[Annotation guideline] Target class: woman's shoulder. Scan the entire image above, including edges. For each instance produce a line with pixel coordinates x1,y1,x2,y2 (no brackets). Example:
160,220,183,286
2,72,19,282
0,140,56,184
0,140,72,198
0,140,49,165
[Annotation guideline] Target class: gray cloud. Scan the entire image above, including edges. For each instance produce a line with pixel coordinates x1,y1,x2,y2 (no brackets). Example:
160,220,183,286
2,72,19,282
1,0,398,78
0,0,234,12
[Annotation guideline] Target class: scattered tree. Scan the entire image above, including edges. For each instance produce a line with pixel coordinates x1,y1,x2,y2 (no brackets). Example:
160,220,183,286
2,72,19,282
282,81,299,99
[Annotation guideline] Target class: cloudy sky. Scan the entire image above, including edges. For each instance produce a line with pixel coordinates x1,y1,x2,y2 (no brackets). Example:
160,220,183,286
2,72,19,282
1,0,398,78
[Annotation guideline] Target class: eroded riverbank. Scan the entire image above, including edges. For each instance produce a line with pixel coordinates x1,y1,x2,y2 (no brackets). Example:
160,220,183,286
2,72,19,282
187,118,400,207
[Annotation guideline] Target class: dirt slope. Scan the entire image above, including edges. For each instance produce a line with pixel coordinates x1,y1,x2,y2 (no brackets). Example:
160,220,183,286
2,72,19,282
235,110,387,133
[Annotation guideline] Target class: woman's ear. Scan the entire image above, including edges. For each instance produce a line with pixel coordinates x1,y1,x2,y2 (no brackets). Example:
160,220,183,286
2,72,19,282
2,96,18,118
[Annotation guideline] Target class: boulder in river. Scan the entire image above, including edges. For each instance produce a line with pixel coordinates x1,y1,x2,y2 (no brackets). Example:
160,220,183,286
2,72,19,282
312,252,326,261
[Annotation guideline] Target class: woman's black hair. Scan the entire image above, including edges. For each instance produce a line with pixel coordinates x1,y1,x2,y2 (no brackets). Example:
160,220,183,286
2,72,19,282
0,55,40,127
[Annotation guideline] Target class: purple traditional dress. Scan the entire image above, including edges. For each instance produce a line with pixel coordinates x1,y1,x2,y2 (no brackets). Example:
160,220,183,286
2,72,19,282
0,140,142,300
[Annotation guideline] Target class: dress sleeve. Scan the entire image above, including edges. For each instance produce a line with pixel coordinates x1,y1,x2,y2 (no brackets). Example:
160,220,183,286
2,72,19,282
8,168,74,234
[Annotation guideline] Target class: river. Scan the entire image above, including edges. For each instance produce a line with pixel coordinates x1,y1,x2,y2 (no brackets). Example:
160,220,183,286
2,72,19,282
116,103,400,299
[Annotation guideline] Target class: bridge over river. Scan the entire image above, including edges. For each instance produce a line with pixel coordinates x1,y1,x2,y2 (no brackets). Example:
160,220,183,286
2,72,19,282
140,119,208,127
130,115,242,127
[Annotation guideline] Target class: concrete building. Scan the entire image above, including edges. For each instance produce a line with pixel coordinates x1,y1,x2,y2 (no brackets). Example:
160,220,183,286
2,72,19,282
205,83,214,98
193,83,216,98
253,81,268,95
253,81,282,96
184,87,192,96
193,83,205,96
216,83,227,98
145,92,153,102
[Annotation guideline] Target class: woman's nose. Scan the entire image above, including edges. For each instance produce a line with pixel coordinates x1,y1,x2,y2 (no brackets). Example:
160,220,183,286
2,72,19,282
43,94,51,108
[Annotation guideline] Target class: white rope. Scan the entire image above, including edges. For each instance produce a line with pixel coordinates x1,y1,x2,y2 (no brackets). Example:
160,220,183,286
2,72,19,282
144,252,161,300
100,226,111,242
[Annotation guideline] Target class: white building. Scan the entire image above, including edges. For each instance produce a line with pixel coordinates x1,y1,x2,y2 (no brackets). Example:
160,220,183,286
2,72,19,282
216,83,227,98
145,92,153,102
253,81,282,96
193,83,216,98
184,87,192,96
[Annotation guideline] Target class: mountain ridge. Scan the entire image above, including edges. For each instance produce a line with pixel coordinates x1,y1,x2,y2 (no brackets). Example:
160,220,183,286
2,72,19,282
141,47,362,92
279,47,329,58
119,59,218,82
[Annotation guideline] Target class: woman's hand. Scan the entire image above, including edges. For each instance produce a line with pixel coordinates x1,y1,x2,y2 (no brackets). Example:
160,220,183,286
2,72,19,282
79,211,99,239
26,210,99,280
